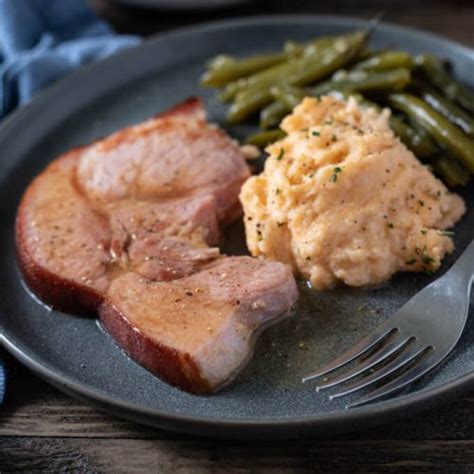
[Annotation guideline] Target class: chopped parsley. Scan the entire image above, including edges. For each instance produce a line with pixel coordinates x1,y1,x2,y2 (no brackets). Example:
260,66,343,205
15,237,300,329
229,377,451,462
438,230,454,237
421,229,428,235
312,130,321,137
405,259,417,265
421,248,435,266
275,188,281,195
330,166,342,182
276,148,285,161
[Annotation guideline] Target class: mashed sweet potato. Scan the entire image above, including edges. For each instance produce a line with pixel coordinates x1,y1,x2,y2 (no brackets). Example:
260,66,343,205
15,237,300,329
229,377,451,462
240,96,466,289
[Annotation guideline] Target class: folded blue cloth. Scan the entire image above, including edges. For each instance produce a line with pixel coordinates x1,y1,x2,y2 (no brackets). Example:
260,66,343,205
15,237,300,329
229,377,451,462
0,0,140,404
0,0,140,118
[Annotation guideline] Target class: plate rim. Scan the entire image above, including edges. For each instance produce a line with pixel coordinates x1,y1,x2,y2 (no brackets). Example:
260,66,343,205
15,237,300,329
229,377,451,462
1,14,473,438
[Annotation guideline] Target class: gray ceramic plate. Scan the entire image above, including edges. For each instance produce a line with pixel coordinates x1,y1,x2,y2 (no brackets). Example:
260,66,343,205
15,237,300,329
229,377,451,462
0,16,473,439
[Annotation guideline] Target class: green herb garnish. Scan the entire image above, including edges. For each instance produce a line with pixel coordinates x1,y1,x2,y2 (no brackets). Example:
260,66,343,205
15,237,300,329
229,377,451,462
421,253,435,265
330,166,342,182
438,230,454,237
276,148,285,161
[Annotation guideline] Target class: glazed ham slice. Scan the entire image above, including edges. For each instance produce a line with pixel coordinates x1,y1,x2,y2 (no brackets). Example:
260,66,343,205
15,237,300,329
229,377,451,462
77,98,249,224
102,257,297,393
16,98,298,393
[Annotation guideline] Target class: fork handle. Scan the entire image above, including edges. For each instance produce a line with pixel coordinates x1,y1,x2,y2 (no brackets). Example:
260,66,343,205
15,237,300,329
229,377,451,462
448,240,474,288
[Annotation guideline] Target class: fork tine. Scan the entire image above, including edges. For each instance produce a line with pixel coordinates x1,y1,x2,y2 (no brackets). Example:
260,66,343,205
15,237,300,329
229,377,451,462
302,327,397,383
347,348,436,408
329,343,427,400
316,336,413,391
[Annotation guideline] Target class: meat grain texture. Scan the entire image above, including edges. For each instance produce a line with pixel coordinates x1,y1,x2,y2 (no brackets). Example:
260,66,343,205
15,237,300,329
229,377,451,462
16,98,298,394
240,96,466,290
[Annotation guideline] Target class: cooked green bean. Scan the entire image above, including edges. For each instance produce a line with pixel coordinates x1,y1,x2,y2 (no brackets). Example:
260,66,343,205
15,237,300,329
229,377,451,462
390,116,438,158
354,51,413,71
201,52,289,87
220,35,340,102
312,68,411,96
260,85,310,128
228,31,368,123
288,31,368,86
388,93,474,173
283,36,335,55
411,80,474,137
207,54,235,70
416,54,474,113
271,84,306,108
431,155,469,187
228,86,274,123
260,100,291,129
219,59,302,102
245,129,286,148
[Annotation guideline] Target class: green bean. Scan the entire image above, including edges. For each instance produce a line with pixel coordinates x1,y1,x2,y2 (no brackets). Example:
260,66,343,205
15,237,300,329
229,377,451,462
411,80,474,137
431,155,469,187
201,52,289,87
270,84,306,108
219,59,302,102
283,36,335,55
260,85,311,128
416,54,474,113
388,93,474,173
390,116,438,158
220,35,338,102
207,54,235,70
356,48,389,61
228,31,368,123
354,51,413,71
311,68,411,96
260,101,291,129
288,31,368,86
245,129,286,148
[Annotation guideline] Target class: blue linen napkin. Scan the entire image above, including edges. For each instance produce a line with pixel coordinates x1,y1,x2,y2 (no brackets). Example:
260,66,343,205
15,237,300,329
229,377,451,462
0,0,140,403
0,0,140,119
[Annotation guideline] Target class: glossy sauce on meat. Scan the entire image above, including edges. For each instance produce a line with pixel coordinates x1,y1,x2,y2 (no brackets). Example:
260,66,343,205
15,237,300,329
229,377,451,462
16,98,298,393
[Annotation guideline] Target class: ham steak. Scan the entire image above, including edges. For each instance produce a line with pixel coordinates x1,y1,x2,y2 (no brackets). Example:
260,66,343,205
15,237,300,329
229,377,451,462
16,98,298,393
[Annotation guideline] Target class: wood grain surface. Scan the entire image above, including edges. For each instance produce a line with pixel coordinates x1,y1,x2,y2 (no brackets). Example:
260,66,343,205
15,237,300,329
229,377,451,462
2,1,474,472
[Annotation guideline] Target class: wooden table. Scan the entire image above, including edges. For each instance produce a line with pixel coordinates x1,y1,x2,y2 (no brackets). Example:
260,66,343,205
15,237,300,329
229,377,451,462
2,1,474,472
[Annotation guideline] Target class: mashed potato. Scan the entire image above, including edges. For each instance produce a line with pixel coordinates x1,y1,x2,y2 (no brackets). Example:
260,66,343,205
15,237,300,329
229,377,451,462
240,96,466,289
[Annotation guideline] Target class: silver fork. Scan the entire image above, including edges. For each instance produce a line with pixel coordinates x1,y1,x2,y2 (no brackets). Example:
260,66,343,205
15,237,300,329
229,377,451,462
303,240,474,408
